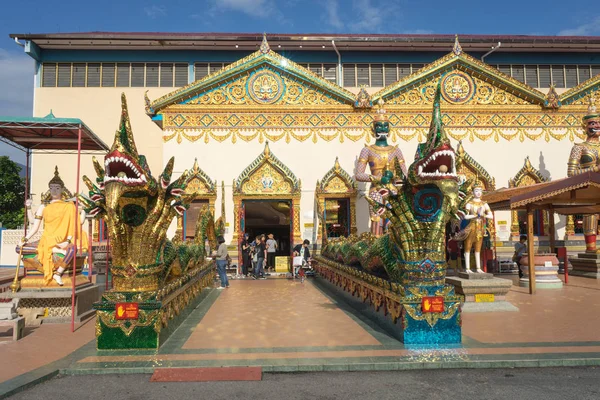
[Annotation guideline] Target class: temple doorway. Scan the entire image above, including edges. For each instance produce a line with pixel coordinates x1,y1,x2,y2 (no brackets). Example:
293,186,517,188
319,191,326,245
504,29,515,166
242,200,292,269
184,200,209,241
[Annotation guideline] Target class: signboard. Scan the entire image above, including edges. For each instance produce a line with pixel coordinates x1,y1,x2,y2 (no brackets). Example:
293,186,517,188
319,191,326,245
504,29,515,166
475,294,495,303
421,296,444,313
275,256,290,273
115,302,139,320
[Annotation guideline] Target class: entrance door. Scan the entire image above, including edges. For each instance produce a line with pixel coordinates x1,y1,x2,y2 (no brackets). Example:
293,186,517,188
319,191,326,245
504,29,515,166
184,200,209,241
517,209,545,236
242,200,292,270
324,198,350,239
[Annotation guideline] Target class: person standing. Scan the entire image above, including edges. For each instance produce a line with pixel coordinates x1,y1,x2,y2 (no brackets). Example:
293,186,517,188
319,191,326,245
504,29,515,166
215,235,230,289
240,233,251,277
266,233,278,271
253,235,267,279
513,235,527,279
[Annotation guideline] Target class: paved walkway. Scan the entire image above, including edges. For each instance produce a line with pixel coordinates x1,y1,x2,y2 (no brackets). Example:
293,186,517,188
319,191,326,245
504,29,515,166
2,274,600,397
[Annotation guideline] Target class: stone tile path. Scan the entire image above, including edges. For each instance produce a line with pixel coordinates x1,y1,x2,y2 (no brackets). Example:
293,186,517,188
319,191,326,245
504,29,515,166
2,275,600,397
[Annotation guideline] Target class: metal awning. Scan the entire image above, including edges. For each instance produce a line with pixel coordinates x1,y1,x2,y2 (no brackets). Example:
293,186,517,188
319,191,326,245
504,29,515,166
484,172,600,214
0,112,109,153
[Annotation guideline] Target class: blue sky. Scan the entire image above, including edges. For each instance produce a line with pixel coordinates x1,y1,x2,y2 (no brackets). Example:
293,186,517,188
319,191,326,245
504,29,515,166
1,0,599,162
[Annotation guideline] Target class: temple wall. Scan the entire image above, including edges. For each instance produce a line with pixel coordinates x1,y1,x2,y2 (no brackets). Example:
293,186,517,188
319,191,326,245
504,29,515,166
31,88,577,245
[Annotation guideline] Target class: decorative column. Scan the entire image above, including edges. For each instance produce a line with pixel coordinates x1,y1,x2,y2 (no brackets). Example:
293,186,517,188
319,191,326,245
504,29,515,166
293,198,302,245
565,215,575,236
232,200,240,243
350,197,357,235
510,210,520,239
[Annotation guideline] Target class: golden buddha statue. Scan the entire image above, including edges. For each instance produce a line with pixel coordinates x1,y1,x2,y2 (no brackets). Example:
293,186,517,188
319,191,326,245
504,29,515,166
567,97,600,252
462,183,493,273
19,166,88,286
355,99,407,236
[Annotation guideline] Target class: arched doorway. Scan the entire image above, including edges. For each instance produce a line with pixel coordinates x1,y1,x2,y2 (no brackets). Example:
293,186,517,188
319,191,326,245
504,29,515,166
315,157,357,243
232,143,301,270
509,157,550,239
173,158,217,243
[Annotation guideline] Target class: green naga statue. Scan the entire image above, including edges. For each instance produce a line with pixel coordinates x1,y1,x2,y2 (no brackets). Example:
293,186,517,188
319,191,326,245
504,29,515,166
318,82,463,344
80,94,217,349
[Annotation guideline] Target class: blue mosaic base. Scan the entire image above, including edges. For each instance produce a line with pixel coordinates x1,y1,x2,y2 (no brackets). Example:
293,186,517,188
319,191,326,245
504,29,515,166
402,300,462,345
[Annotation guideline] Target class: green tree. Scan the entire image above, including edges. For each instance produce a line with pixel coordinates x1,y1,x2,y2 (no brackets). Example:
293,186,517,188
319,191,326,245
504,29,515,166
0,156,25,229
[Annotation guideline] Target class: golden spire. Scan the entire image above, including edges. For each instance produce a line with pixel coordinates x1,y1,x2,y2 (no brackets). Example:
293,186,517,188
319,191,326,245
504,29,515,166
334,157,341,172
453,34,463,56
264,141,271,158
191,158,200,175
48,166,65,187
260,32,270,54
373,98,388,122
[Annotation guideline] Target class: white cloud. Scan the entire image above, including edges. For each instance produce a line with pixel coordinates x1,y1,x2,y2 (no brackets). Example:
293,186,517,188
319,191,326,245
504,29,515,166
350,0,383,31
324,1,344,30
144,5,167,19
0,49,34,117
558,16,600,36
211,0,277,18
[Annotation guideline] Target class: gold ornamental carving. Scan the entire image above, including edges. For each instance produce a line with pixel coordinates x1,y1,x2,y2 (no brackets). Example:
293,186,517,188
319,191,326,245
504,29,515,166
241,164,291,195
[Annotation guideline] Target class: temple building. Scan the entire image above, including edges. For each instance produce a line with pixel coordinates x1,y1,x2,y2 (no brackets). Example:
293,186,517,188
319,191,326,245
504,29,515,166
9,31,600,255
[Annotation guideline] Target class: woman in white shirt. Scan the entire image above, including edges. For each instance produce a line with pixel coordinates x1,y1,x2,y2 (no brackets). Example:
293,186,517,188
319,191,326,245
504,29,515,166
215,235,229,289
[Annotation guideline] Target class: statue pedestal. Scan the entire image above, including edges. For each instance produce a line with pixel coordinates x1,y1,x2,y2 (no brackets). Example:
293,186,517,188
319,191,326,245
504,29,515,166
569,253,600,279
1,283,100,326
94,264,214,350
519,253,563,288
446,273,517,312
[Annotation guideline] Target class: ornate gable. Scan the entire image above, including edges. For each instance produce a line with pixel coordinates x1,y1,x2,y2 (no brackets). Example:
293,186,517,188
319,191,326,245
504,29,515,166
509,156,549,188
233,142,300,196
372,37,546,107
559,74,600,106
148,35,356,114
316,157,357,195
456,142,496,191
182,158,217,200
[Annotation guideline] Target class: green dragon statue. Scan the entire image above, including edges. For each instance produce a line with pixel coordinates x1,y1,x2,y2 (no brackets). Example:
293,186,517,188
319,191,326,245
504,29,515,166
317,83,463,344
80,94,216,349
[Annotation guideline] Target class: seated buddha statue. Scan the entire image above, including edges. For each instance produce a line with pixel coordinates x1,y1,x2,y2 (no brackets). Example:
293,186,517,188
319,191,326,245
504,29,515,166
355,99,408,236
18,166,88,286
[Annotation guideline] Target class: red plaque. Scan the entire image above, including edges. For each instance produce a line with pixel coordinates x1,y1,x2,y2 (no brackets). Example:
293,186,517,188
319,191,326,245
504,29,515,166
421,296,444,313
115,302,139,320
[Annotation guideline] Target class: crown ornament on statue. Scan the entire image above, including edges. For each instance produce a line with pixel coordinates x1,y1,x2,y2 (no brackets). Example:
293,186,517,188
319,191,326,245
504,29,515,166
48,166,65,187
373,98,388,122
584,95,600,122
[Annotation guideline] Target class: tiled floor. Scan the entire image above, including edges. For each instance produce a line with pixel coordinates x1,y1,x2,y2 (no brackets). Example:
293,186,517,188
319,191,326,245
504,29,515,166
3,274,600,397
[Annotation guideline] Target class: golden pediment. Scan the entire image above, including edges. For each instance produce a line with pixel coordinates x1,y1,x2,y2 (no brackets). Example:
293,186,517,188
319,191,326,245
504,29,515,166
509,157,549,188
372,39,546,107
182,158,216,198
316,157,357,195
559,74,600,106
234,142,300,197
456,142,496,191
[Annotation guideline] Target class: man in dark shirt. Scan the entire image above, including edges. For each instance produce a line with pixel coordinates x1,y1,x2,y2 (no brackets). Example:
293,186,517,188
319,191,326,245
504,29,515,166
253,235,267,279
240,233,251,277
293,239,311,261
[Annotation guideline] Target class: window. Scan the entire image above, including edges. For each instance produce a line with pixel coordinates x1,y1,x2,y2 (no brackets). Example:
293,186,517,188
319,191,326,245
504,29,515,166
42,63,57,87
370,64,383,87
72,63,86,87
384,64,397,85
343,64,355,87
159,63,173,87
498,65,511,76
512,65,525,83
57,63,71,87
551,65,565,88
398,64,410,79
195,63,209,81
323,64,337,83
174,63,188,86
411,64,424,73
565,65,577,88
87,63,100,87
209,63,223,74
116,63,130,87
525,65,538,87
538,65,551,87
102,63,116,87
592,65,600,78
579,65,591,83
309,64,322,76
131,63,145,87
145,63,159,87
356,64,369,86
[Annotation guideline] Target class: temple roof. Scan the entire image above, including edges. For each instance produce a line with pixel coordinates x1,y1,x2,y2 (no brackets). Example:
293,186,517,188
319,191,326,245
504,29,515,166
316,157,357,194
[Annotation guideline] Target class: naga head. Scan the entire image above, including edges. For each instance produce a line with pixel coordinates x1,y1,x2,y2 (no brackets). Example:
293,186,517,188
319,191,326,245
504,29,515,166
80,94,189,291
583,96,600,139
407,81,459,195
